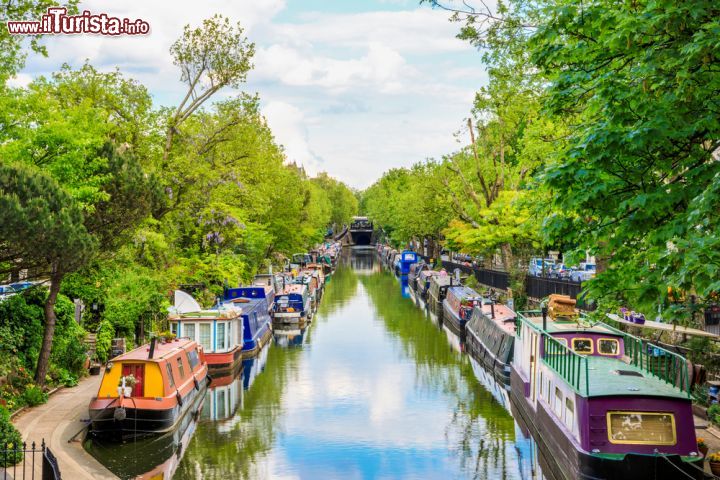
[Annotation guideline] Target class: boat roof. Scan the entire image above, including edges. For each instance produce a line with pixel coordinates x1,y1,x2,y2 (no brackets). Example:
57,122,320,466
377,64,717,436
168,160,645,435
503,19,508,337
577,356,688,399
280,284,306,295
448,285,481,298
169,308,241,321
113,338,197,362
477,304,517,334
430,275,453,287
522,314,619,336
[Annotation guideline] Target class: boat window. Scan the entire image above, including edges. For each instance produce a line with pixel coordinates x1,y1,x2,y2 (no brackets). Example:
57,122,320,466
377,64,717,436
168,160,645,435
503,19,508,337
572,338,594,354
199,323,212,351
557,338,568,348
539,371,543,398
184,323,196,342
217,322,226,351
170,322,178,336
598,338,620,356
565,398,574,429
177,356,186,379
187,349,200,370
166,363,175,388
554,387,563,417
607,412,676,445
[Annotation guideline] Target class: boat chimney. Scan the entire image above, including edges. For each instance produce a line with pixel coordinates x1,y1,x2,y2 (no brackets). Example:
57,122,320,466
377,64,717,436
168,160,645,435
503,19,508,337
541,305,548,331
490,302,495,319
148,337,157,359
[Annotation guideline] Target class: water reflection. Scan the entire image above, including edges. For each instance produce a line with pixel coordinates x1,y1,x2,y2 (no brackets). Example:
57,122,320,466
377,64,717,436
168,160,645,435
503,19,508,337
92,249,554,478
83,394,201,479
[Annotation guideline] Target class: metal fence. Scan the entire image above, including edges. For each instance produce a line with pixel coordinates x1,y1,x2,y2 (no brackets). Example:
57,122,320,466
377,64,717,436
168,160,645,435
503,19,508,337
1,440,61,480
420,256,589,309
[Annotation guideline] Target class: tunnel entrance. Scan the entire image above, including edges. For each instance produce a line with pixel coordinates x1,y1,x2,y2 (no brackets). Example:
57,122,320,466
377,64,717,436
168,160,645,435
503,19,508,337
350,231,372,245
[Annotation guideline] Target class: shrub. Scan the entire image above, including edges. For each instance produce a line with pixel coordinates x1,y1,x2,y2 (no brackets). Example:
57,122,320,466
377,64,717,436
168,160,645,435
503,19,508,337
95,320,114,363
0,406,23,466
22,385,47,407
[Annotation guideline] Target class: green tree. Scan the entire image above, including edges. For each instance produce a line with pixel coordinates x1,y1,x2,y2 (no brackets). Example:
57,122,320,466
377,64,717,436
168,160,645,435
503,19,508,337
0,164,96,384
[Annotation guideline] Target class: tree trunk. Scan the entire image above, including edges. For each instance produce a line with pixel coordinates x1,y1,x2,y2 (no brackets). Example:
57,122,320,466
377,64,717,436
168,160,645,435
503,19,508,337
35,271,63,386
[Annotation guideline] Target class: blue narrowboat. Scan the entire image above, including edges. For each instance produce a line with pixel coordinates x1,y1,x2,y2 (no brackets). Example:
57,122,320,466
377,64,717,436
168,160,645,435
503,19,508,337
223,287,273,358
272,284,312,328
396,250,419,276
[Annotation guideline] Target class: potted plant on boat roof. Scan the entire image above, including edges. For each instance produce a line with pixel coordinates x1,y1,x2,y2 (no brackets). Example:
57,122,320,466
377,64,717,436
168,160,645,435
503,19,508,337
707,452,720,475
117,374,137,397
698,437,708,457
159,331,176,343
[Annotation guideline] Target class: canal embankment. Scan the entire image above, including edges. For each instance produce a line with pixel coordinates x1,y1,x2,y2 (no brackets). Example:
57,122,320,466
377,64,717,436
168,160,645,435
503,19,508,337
12,372,117,479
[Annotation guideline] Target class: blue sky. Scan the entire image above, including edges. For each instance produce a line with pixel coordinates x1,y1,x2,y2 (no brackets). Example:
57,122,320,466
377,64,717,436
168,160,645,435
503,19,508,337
14,0,488,188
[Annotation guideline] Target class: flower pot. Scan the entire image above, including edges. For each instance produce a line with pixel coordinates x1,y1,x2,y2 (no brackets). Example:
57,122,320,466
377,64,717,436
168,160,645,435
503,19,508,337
700,444,709,457
710,460,720,476
117,386,133,397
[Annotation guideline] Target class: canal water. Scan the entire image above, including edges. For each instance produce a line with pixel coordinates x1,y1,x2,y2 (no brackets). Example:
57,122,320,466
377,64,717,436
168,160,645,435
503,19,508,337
86,248,543,479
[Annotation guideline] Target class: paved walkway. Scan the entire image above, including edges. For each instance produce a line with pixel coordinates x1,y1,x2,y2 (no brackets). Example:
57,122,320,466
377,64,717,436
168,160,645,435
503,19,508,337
11,373,117,479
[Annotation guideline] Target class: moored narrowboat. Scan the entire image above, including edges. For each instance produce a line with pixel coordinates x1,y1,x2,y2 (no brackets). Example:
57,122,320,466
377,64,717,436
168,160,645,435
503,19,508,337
273,283,312,328
428,273,454,315
510,306,703,479
407,261,427,292
396,250,419,276
417,270,440,300
222,287,273,358
465,301,517,389
168,307,244,374
89,338,209,436
442,285,481,340
252,273,283,312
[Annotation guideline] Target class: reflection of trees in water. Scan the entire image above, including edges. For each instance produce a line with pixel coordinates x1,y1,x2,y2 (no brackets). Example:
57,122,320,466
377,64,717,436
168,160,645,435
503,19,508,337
360,271,521,480
314,261,358,319
174,345,303,479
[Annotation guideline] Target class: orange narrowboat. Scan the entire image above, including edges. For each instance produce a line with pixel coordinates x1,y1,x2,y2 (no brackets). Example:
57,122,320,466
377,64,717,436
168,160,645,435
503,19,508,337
89,337,209,436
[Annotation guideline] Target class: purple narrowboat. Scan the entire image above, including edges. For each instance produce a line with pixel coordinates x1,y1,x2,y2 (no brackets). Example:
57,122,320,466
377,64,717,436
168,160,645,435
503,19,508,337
510,311,703,479
441,285,481,341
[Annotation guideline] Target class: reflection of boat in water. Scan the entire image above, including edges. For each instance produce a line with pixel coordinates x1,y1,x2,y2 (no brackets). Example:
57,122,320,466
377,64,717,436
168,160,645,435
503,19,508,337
468,355,511,411
442,323,464,354
84,392,204,479
273,327,307,347
242,339,271,391
202,369,244,433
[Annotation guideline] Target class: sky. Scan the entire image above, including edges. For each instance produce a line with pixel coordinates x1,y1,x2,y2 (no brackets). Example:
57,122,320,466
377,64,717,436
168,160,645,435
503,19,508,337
13,0,488,188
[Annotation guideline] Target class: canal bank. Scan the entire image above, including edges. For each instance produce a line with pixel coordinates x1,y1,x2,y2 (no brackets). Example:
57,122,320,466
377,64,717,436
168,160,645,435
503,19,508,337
12,372,117,479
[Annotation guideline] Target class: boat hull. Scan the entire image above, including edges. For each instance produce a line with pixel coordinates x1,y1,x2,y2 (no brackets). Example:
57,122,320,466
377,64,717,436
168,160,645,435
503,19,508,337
441,302,467,341
206,345,243,374
509,368,703,480
465,321,513,389
241,324,273,359
89,378,207,437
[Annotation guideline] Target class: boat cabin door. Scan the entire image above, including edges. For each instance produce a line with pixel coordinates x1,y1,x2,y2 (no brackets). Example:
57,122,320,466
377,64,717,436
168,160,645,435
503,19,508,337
122,363,145,396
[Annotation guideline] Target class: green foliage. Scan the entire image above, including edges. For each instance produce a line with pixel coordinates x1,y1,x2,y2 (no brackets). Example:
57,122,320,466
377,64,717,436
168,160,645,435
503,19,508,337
22,385,47,407
95,321,114,364
0,406,23,465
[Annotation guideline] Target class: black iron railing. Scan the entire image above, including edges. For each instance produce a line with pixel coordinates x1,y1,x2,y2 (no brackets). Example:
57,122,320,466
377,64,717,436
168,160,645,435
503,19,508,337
1,440,61,480
417,255,590,310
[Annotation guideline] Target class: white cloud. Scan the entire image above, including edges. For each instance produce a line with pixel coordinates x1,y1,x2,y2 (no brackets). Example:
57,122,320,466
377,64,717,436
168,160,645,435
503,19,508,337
16,0,488,187
7,73,33,88
263,100,324,174
255,42,410,93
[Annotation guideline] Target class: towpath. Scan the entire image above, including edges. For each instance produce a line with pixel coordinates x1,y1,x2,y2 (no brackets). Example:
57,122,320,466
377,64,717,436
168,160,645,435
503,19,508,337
11,372,117,479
